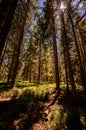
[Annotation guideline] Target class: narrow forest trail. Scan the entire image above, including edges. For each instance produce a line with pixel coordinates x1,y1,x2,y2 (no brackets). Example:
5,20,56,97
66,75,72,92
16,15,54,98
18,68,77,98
30,90,86,130
30,91,65,130
0,86,86,130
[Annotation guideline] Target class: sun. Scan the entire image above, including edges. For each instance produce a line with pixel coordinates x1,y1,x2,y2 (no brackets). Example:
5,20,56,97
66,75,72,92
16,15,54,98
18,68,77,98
60,2,66,11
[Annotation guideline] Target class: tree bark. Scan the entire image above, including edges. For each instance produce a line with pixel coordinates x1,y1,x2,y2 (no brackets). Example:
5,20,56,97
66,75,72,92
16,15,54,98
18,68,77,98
0,0,18,58
61,12,76,93
68,7,86,93
76,26,86,71
38,41,42,84
61,24,69,92
9,1,29,88
53,38,60,92
52,13,60,93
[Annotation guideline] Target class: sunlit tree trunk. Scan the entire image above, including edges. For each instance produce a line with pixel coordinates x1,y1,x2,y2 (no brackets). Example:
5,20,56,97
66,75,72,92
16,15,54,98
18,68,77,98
29,65,32,83
38,41,42,84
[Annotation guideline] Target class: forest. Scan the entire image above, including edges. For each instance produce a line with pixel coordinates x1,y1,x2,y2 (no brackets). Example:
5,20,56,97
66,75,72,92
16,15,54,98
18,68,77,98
0,0,86,129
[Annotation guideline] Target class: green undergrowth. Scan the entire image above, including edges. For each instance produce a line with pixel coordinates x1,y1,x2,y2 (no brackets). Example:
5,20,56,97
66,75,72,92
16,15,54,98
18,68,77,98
0,81,56,100
0,81,55,129
0,81,86,130
0,90,45,129
45,105,86,130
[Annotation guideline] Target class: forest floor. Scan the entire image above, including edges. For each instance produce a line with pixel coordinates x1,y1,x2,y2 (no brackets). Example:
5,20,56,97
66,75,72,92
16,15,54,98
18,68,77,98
0,81,86,130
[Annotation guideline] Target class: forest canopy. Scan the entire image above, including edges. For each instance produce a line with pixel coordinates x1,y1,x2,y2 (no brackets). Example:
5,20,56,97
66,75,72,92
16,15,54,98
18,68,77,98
0,0,86,92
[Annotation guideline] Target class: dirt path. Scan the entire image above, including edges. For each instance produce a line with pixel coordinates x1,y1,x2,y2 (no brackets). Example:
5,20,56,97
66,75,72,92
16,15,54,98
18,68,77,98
0,96,11,102
30,91,64,130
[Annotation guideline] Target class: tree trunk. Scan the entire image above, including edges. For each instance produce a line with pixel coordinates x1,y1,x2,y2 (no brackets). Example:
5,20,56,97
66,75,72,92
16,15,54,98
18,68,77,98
38,41,42,84
61,24,69,92
0,0,18,57
61,12,76,93
0,42,7,67
53,39,60,92
52,0,60,93
9,1,29,88
7,44,17,83
68,8,86,93
76,26,86,72
29,66,32,83
52,19,60,92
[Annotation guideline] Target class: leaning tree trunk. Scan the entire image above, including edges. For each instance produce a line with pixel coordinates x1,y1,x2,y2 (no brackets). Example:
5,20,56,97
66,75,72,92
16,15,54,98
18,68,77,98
0,42,7,67
9,1,29,88
0,0,18,58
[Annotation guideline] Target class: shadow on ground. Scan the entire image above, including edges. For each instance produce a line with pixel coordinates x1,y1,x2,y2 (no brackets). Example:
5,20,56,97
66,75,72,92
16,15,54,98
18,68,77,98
0,90,45,130
54,92,86,130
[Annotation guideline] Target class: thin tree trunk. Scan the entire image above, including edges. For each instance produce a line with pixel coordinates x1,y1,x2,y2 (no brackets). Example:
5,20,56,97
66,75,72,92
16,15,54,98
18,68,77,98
29,66,32,83
76,26,86,71
38,41,41,84
7,44,17,83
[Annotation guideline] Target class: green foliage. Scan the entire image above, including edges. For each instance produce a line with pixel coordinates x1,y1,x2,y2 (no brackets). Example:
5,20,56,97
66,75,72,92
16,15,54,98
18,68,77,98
0,81,55,101
0,81,86,129
45,106,86,130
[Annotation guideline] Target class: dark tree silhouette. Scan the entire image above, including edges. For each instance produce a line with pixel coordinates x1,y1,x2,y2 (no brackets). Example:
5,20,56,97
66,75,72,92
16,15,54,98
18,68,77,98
0,0,18,58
